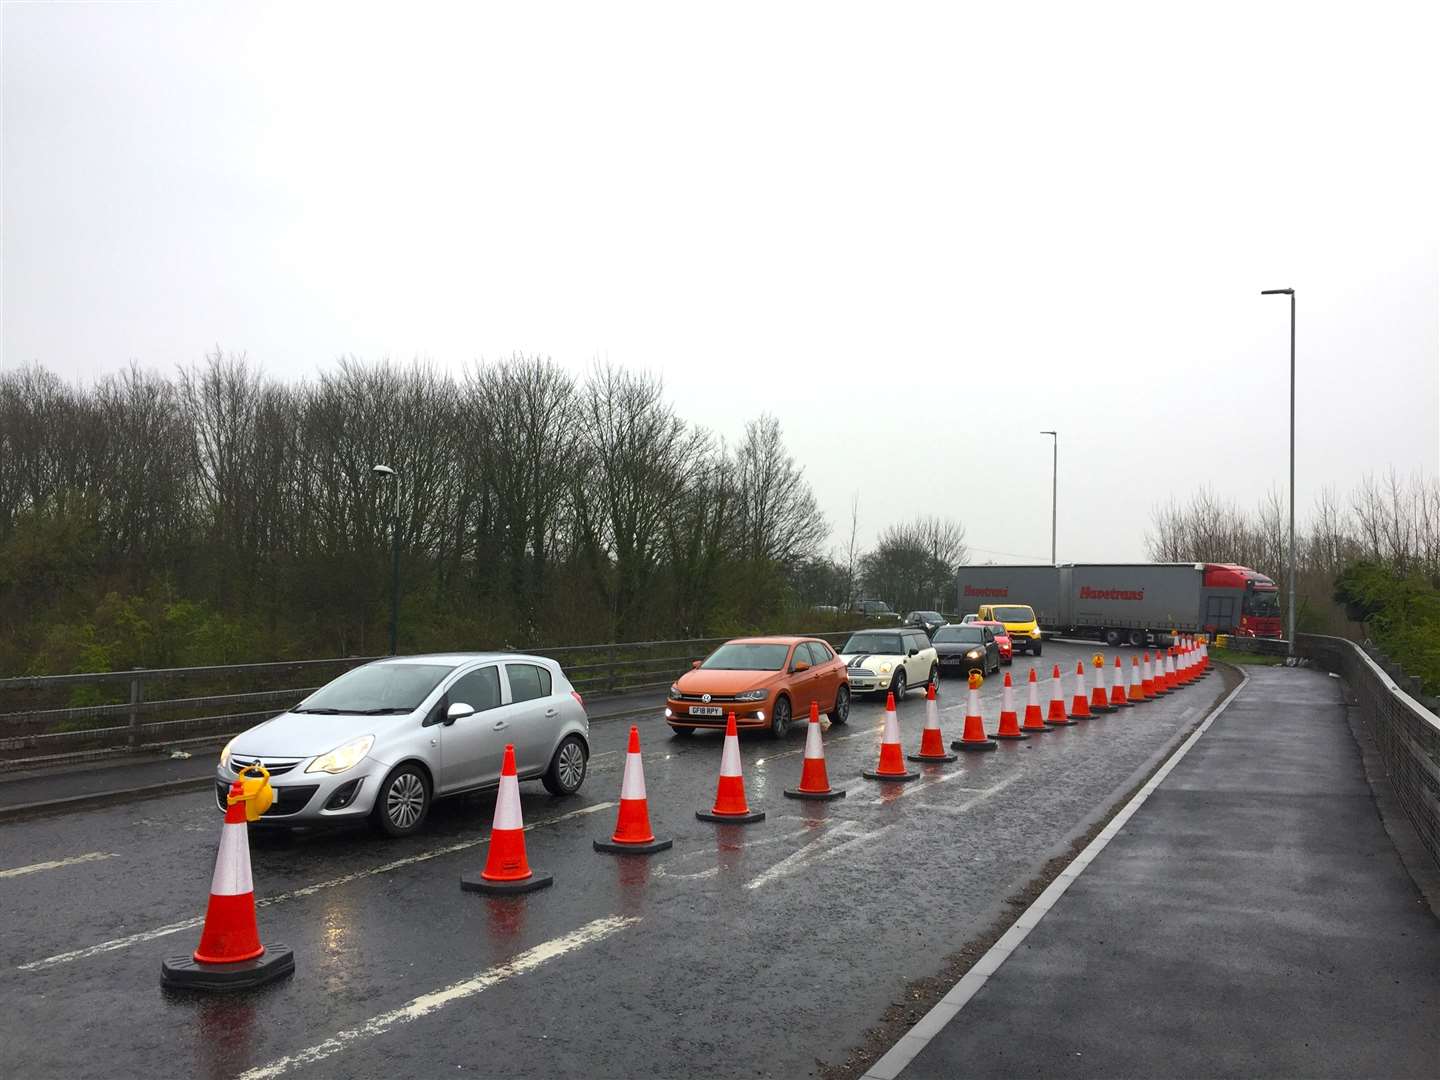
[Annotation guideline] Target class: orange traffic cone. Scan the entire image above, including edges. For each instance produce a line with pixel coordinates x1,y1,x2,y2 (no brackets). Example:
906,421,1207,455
1140,650,1163,702
1021,667,1048,733
1070,661,1092,719
697,712,766,822
162,773,295,989
1046,663,1075,726
1090,655,1116,713
951,671,998,752
786,701,847,799
463,744,554,893
908,682,958,762
1163,647,1178,691
993,671,1028,740
1199,638,1211,675
1110,656,1132,708
865,692,921,780
595,726,673,854
1141,652,1158,698
1128,655,1146,703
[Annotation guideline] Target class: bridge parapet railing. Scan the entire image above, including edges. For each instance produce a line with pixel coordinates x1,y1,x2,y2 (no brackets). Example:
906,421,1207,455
0,631,854,773
1296,633,1440,872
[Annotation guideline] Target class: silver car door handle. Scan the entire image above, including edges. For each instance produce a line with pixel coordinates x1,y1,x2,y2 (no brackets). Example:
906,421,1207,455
492,720,509,730
545,708,558,717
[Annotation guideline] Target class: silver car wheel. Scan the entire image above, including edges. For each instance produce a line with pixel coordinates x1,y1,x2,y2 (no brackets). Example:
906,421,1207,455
557,741,585,790
387,772,426,829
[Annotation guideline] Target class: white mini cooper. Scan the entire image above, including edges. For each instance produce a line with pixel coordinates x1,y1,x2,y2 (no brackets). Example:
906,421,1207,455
837,627,939,698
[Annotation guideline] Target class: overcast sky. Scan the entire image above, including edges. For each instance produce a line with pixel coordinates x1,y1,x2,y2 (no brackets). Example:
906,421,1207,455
4,1,1437,565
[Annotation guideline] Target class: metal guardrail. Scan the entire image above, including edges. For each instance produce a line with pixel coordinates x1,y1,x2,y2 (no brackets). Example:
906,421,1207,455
0,631,854,772
1214,635,1291,657
1295,633,1440,872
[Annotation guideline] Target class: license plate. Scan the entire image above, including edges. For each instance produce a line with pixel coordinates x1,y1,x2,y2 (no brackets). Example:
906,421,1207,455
689,705,723,716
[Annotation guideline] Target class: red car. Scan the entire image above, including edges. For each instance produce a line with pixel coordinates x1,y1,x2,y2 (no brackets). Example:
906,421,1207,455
972,620,1013,665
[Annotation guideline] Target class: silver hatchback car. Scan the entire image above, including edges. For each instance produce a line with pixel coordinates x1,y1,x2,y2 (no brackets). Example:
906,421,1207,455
215,653,590,835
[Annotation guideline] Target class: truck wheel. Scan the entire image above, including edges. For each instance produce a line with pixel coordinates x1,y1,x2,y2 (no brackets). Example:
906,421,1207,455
1104,629,1122,647
1129,630,1146,647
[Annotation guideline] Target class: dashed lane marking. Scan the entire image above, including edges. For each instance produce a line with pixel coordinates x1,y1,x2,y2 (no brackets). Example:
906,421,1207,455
0,852,118,879
234,915,640,1080
16,801,614,973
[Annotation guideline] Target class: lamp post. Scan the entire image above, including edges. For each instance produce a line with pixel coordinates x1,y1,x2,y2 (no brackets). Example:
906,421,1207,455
371,464,400,655
1260,288,1296,655
1041,431,1057,564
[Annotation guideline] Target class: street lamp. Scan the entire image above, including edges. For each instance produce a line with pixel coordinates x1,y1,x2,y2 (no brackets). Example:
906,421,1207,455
371,464,400,655
1261,288,1296,655
1040,431,1057,564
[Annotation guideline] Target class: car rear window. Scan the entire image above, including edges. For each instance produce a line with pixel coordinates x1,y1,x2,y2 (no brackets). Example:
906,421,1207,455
505,663,552,703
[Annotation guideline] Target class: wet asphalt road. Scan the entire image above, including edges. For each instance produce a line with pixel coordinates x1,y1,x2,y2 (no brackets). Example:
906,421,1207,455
0,642,1230,1079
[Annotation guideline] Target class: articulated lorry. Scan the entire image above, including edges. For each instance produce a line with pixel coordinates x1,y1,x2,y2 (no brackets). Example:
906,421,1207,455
954,563,1283,646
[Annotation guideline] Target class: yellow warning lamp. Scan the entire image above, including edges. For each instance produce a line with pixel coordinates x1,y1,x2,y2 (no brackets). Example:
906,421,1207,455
968,670,984,690
1092,653,1105,669
229,763,275,822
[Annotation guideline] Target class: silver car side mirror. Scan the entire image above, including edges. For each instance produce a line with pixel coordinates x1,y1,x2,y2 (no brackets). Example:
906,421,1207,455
445,702,475,725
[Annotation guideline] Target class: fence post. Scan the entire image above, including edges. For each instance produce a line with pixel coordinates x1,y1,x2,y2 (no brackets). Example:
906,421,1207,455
607,647,617,695
128,668,144,749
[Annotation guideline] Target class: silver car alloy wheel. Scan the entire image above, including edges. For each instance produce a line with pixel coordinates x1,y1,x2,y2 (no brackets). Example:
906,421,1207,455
557,741,585,790
387,772,426,829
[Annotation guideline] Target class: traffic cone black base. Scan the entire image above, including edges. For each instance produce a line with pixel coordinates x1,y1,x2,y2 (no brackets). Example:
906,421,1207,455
992,731,1029,741
593,837,674,855
161,945,295,992
460,872,554,895
951,739,997,752
862,767,920,781
906,749,958,763
1045,717,1077,727
696,808,766,824
783,786,847,801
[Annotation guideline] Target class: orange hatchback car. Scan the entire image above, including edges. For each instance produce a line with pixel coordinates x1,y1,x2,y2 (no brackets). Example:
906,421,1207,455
666,636,851,738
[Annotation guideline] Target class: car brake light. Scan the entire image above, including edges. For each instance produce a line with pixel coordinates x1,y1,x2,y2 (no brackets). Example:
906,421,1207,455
571,690,584,708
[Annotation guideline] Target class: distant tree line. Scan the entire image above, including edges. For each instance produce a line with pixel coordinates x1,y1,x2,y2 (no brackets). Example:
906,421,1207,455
0,355,971,674
1145,472,1440,635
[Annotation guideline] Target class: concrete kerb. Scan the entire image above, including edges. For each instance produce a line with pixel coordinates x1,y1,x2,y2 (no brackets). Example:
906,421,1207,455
859,667,1252,1080
0,700,664,824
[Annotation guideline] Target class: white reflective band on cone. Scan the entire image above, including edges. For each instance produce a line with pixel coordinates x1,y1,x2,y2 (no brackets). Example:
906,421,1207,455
924,697,940,731
210,821,254,897
1075,668,1086,694
805,720,824,758
720,733,742,777
1028,678,1040,706
881,710,900,745
967,687,980,716
619,752,647,800
493,773,524,831
1051,675,1064,700
1097,665,1107,692
1001,682,1014,712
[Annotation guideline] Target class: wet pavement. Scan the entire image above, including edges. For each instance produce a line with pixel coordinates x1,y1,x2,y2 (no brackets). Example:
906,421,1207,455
890,664,1440,1080
0,642,1230,1079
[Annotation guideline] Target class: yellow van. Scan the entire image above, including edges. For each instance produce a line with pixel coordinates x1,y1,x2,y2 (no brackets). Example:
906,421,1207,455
976,603,1043,656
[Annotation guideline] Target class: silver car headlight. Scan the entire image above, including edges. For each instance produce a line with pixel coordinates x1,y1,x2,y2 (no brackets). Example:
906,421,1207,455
669,684,682,698
966,649,982,659
306,734,375,775
734,688,768,701
878,662,892,674
219,737,236,770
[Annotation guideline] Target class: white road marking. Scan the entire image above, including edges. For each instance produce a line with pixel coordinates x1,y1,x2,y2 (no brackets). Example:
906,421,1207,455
16,801,614,973
0,852,118,879
235,915,639,1080
746,821,892,891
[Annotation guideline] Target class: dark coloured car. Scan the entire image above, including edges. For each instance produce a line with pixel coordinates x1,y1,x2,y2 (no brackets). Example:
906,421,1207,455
904,610,947,638
971,619,1013,665
932,624,1001,676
